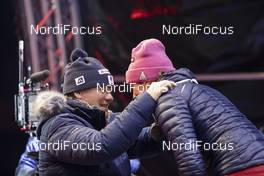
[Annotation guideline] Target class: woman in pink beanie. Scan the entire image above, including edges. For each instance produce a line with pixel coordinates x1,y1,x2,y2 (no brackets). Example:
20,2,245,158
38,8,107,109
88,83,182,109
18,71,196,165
126,38,175,84
126,38,264,176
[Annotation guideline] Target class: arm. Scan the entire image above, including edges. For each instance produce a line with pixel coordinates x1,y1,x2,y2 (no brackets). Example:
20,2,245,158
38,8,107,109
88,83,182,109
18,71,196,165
127,126,163,159
109,113,163,159
15,137,39,176
155,93,205,176
44,92,156,165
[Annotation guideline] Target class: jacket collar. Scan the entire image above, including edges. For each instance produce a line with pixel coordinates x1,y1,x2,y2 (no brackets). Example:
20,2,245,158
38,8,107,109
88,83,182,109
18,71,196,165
66,99,107,130
160,68,197,82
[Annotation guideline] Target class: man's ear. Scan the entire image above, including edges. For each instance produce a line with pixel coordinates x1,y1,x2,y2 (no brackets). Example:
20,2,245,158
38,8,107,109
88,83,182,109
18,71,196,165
73,92,82,99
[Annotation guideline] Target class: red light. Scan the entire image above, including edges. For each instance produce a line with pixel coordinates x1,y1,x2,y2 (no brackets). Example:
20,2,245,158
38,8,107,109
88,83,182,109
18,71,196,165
130,6,177,20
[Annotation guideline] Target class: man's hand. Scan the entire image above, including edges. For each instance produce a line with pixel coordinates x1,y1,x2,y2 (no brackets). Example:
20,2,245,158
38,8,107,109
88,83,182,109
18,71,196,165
147,80,176,100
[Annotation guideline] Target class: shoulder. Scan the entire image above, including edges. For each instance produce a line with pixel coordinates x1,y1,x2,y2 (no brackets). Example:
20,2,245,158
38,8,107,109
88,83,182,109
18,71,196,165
38,112,94,139
159,81,196,103
47,112,93,128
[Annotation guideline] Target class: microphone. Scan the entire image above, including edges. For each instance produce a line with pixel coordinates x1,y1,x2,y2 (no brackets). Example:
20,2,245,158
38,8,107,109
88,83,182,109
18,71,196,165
18,40,24,83
27,70,50,84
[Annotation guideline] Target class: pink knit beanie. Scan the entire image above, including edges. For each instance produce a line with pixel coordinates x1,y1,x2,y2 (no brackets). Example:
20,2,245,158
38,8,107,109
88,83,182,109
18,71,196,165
126,38,175,83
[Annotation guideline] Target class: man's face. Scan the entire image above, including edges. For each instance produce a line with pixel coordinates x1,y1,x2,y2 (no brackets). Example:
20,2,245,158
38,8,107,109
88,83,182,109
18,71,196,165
132,82,152,98
76,88,114,116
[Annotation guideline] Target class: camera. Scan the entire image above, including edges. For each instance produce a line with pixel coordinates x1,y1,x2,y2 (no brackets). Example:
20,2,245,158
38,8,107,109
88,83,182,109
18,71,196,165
14,40,50,134
14,76,49,133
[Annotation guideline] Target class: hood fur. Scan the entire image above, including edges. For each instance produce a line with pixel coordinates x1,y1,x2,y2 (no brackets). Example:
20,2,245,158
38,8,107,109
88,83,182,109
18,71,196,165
32,91,67,120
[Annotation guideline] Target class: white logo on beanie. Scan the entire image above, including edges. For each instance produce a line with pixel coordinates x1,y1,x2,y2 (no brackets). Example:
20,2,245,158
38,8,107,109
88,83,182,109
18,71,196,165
139,72,147,81
75,76,85,86
98,69,110,74
108,75,114,85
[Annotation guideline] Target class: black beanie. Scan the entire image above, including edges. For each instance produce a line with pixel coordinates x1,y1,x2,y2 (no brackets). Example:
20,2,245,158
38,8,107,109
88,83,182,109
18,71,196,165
63,48,114,95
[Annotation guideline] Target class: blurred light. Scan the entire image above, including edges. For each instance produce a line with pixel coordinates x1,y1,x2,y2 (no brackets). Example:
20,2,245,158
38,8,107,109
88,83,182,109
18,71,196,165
130,6,177,19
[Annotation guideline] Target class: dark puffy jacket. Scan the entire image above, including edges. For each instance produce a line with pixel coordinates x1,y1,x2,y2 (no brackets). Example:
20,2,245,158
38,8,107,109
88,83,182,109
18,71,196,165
156,68,264,176
36,92,158,176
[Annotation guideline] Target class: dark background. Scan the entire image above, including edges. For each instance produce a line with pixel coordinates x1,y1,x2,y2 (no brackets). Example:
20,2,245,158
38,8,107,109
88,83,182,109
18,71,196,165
1,0,264,175
0,1,28,175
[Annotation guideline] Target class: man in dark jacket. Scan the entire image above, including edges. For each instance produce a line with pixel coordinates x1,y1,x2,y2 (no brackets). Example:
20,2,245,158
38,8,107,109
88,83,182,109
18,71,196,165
35,48,175,176
126,38,264,176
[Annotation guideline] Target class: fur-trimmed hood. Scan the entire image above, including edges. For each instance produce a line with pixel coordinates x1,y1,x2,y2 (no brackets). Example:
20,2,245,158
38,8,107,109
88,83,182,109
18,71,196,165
32,91,68,121
34,91,107,135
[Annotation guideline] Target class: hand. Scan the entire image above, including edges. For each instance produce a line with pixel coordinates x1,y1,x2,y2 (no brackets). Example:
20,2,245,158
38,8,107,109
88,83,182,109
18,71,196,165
150,123,165,141
146,80,176,100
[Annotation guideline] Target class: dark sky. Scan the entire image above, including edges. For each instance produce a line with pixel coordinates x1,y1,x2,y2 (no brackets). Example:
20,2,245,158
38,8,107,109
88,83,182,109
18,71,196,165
0,1,28,175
